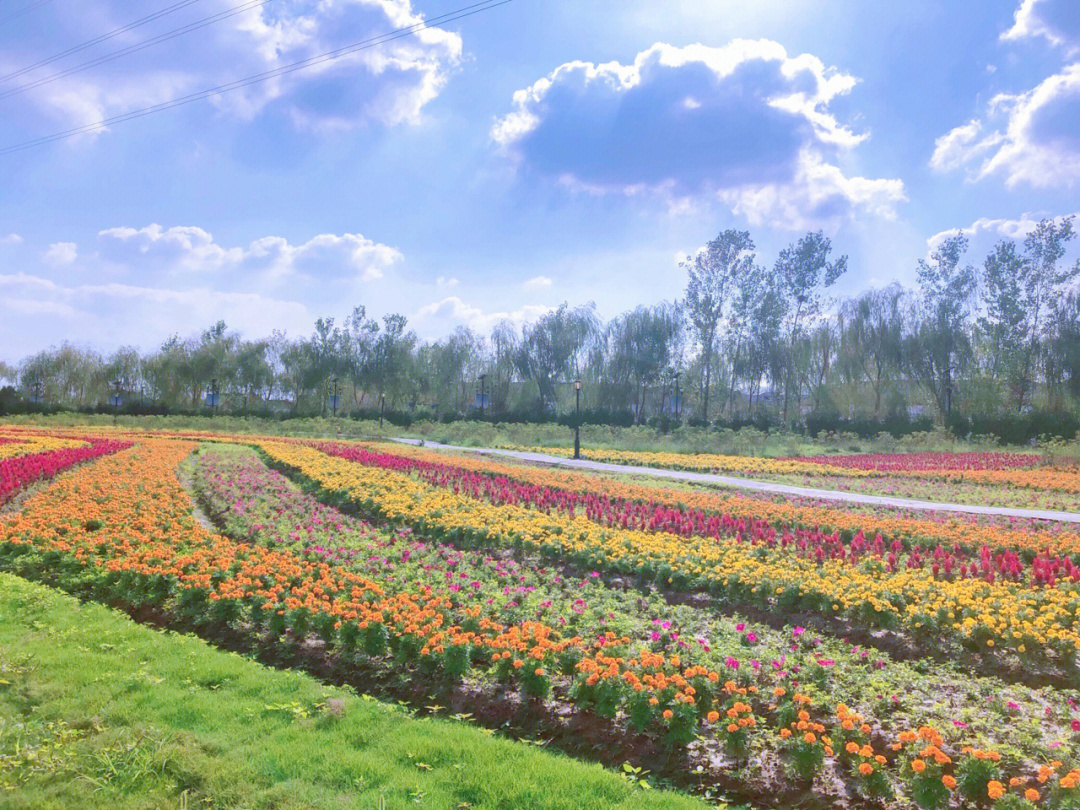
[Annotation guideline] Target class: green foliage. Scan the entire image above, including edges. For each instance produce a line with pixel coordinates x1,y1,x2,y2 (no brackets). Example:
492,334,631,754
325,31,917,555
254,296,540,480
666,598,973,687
0,572,708,810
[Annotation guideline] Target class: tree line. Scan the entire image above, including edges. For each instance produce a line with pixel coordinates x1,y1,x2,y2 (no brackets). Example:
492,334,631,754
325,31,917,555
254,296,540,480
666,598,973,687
2,220,1079,437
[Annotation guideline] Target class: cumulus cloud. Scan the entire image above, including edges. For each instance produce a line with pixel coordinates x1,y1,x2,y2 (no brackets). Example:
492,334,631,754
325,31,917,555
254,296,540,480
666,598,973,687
415,296,554,333
42,242,77,265
11,0,463,137
0,270,310,356
492,40,905,228
523,275,552,289
97,224,402,281
931,64,1080,188
926,211,1080,256
1002,0,1080,53
0,233,22,245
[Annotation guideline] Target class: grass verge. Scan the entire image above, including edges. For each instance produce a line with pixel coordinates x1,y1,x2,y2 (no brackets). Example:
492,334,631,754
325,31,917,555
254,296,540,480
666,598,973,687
0,572,710,810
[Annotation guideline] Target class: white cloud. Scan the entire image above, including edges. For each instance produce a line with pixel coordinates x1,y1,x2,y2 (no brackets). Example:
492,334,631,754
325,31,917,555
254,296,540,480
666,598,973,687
415,296,554,333
42,242,77,266
15,0,464,138
98,224,402,282
718,149,906,230
523,275,552,289
0,233,22,245
436,275,459,288
931,63,1080,188
0,270,310,355
492,40,905,228
929,120,993,172
1002,0,1080,53
926,211,1080,255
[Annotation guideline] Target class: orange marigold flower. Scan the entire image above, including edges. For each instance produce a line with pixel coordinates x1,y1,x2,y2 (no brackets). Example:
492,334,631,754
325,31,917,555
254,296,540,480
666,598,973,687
858,763,874,776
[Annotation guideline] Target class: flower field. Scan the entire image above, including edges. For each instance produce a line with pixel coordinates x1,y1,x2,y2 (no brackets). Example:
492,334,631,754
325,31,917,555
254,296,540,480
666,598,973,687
511,444,1080,508
4,429,1080,808
0,427,129,505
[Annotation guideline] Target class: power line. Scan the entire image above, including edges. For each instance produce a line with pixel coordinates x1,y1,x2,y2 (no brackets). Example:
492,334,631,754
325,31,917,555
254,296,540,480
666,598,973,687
0,0,206,84
0,0,271,100
0,0,53,27
0,0,513,156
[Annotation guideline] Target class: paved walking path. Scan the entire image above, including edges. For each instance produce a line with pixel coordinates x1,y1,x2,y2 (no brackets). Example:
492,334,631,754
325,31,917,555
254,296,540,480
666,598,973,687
392,438,1080,524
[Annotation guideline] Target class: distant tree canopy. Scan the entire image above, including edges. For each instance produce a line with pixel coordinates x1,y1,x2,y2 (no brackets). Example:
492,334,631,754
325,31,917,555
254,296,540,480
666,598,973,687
6,222,1080,433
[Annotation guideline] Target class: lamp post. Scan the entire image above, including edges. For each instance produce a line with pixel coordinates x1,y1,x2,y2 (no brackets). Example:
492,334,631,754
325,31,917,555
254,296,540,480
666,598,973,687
673,371,681,423
379,392,386,429
573,379,582,460
331,377,339,417
478,373,487,420
112,379,122,424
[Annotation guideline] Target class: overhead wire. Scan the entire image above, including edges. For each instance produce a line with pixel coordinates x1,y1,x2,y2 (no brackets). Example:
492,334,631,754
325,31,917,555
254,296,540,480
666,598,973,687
0,0,206,84
0,0,54,28
0,0,513,156
0,0,272,100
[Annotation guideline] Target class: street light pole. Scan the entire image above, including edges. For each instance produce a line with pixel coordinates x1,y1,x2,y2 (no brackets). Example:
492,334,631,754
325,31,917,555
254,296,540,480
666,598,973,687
379,392,386,429
112,379,121,425
573,379,582,460
673,371,681,423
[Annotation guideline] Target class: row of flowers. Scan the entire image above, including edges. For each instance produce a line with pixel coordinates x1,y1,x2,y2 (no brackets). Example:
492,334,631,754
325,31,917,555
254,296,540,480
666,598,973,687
191,443,1080,809
522,445,1080,494
318,441,1080,584
0,431,88,462
784,452,1045,472
376,441,1080,555
0,434,129,505
255,440,1080,673
0,434,1071,807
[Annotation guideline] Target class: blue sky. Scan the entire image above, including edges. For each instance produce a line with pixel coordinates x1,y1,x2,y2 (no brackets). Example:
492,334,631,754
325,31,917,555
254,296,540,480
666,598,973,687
1,0,1078,360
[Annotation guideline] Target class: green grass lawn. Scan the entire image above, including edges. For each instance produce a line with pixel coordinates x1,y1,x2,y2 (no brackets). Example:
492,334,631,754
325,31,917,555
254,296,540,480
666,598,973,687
2,412,1033,457
0,573,711,810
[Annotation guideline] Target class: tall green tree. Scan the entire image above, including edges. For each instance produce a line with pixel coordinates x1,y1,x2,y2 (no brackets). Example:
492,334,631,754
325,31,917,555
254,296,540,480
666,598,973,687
516,303,598,411
774,231,848,424
839,285,905,417
681,230,754,421
907,234,977,417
